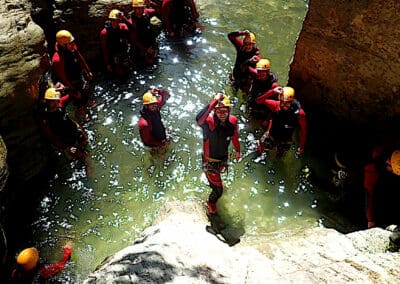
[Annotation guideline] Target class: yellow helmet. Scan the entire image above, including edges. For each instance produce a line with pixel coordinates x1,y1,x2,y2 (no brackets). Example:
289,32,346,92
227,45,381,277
256,59,271,71
17,248,39,271
44,87,61,100
109,9,121,19
142,91,157,105
249,32,256,44
132,0,145,7
279,87,295,102
244,32,256,44
56,30,74,46
391,150,400,176
214,93,231,108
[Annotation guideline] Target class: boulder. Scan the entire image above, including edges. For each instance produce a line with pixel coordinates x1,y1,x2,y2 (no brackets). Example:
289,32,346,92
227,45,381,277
84,201,400,283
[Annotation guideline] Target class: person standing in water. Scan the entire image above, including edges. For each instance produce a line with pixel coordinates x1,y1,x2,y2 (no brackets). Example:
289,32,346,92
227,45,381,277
196,93,241,215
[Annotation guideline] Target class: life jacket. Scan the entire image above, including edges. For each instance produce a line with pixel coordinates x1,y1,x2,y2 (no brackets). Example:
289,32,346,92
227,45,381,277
271,100,301,143
104,20,129,54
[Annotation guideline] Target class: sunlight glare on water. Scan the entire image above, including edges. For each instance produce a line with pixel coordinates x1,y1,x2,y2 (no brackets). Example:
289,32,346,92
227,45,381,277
31,0,313,280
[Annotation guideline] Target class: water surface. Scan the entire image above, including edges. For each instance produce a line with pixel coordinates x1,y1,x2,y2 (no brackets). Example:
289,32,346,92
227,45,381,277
28,0,348,281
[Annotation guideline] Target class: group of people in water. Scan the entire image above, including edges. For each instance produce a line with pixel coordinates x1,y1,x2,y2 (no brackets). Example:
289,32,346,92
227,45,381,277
11,0,400,281
100,0,201,75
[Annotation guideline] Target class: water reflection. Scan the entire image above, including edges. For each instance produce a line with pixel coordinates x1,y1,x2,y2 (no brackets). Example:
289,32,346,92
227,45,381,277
30,0,319,280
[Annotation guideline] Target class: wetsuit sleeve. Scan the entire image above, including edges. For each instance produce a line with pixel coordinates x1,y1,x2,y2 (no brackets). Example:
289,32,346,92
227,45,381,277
196,98,219,126
230,116,240,153
145,8,157,17
188,0,199,20
162,0,174,34
75,46,91,76
121,16,134,30
52,52,75,90
363,162,379,223
298,109,307,151
38,247,72,280
228,31,244,50
59,94,71,108
245,47,260,64
63,247,72,262
263,100,280,112
255,84,280,104
254,47,260,59
139,118,165,147
100,28,111,67
157,89,170,109
120,23,130,42
248,66,257,78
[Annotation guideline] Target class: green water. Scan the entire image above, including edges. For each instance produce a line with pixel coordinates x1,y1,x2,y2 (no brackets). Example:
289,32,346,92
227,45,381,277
27,0,341,281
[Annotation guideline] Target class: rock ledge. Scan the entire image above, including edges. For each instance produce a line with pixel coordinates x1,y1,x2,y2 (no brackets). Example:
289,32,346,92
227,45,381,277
84,201,400,283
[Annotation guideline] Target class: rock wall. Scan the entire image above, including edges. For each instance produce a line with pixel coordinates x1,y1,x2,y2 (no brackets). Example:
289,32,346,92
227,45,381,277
0,137,8,192
30,0,133,69
289,0,400,130
0,0,50,182
84,201,400,283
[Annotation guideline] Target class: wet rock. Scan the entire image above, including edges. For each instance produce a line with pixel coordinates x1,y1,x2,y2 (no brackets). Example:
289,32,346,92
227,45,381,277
289,0,400,129
0,0,50,182
84,201,400,283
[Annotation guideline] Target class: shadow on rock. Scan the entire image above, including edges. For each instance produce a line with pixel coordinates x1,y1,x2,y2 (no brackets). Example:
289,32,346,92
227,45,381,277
206,210,245,247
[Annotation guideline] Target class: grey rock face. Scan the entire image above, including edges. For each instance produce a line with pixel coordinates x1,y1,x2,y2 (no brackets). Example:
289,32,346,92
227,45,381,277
84,201,400,283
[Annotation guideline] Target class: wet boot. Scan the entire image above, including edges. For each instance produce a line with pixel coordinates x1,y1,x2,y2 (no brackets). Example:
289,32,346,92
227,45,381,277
207,201,218,215
390,231,400,246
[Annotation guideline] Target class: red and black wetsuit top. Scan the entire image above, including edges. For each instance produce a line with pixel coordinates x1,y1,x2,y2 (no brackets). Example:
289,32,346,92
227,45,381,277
250,73,279,101
270,100,301,142
41,108,83,149
249,73,279,119
51,42,91,90
228,31,260,79
139,90,170,147
131,11,158,47
196,100,240,160
100,21,129,66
